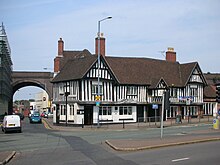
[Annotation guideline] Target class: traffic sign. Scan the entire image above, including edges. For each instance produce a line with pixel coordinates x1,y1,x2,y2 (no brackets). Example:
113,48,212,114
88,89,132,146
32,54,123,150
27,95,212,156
218,109,220,116
152,104,158,109
95,95,101,101
96,101,100,106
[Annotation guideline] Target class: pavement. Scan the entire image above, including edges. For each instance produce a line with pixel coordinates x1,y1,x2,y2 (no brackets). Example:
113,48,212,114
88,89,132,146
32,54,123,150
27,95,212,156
42,118,220,151
1,118,220,164
0,151,16,165
105,129,220,151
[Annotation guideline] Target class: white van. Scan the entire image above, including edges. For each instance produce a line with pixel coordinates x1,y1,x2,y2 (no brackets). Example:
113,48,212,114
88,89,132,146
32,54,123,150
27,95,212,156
1,115,22,133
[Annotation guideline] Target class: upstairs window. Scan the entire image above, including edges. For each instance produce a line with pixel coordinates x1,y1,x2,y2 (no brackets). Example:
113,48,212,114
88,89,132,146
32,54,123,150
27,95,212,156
190,88,198,97
170,88,177,97
92,84,103,95
127,86,137,96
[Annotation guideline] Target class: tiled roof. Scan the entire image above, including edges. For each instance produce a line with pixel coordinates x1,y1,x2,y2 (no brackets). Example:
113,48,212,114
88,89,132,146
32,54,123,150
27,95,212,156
105,56,190,87
59,49,91,71
52,53,96,82
204,85,216,98
204,73,220,85
203,73,220,99
52,52,199,88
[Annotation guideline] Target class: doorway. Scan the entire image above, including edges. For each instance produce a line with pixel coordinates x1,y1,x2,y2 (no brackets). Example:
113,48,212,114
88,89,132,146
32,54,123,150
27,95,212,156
84,105,93,125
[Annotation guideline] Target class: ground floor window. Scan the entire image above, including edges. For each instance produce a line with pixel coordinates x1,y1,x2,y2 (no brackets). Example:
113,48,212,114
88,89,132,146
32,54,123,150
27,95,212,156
185,106,198,116
190,106,198,116
60,105,66,115
167,106,178,118
70,105,74,115
99,106,112,115
203,103,214,115
119,106,132,115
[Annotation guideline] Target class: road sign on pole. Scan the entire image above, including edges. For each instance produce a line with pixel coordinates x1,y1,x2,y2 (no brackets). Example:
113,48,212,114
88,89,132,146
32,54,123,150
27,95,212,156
96,101,100,106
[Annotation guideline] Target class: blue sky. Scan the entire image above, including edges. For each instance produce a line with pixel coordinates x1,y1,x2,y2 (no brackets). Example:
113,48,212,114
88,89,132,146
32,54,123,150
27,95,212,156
1,0,220,100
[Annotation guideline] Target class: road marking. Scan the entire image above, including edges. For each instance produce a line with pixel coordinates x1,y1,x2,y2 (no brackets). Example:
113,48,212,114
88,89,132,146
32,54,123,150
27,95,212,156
172,157,189,162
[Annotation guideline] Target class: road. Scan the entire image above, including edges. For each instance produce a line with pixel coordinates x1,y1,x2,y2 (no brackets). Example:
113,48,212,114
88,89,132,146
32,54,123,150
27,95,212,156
0,118,219,165
119,140,220,165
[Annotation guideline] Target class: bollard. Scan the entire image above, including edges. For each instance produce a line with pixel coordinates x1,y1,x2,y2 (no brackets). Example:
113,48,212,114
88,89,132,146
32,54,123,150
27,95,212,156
82,118,84,128
123,119,125,129
213,118,219,129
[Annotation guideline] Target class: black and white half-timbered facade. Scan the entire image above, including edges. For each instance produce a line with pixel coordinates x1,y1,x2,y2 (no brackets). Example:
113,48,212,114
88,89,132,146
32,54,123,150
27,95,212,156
51,38,208,125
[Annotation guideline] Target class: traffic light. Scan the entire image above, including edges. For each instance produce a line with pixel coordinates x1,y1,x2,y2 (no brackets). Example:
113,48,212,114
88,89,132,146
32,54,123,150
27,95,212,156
216,86,220,103
164,90,170,110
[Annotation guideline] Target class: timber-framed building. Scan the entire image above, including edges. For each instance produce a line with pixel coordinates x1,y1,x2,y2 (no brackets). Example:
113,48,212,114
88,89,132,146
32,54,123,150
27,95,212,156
52,37,207,125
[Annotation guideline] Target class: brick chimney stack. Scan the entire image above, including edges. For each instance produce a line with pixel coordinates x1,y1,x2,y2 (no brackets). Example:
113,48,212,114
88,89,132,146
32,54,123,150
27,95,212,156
54,38,64,74
58,38,64,56
95,33,106,56
166,47,176,62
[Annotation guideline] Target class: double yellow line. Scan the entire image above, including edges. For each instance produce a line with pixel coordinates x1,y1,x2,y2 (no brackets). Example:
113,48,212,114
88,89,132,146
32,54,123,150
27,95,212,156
42,119,52,130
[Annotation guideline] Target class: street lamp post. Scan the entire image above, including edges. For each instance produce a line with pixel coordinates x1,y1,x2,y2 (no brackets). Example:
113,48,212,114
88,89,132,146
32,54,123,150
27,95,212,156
64,82,70,126
97,16,112,127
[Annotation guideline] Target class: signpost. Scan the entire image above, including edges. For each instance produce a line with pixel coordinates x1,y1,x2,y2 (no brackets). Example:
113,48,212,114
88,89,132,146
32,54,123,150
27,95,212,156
152,104,158,125
161,93,165,139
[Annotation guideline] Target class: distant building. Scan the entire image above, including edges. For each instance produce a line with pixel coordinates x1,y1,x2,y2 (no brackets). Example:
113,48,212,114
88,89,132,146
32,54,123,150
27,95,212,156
0,23,13,115
203,73,220,116
35,91,50,114
13,100,30,116
51,36,208,125
29,91,50,114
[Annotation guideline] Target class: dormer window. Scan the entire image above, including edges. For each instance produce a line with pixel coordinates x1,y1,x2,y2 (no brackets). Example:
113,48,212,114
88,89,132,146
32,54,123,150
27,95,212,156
190,85,198,97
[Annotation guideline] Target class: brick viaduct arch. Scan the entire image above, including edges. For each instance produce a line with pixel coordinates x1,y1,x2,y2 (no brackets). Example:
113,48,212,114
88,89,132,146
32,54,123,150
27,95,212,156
12,71,54,100
9,71,54,114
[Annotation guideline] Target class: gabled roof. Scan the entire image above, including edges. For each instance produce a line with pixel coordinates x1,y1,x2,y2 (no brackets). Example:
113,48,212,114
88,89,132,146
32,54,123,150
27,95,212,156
52,52,204,88
105,56,197,87
179,62,198,86
59,49,91,71
52,54,97,82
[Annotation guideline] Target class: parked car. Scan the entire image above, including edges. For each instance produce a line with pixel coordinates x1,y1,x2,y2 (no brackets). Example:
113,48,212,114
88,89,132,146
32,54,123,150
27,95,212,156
1,115,22,133
47,112,53,118
41,112,48,118
15,113,24,120
30,113,42,123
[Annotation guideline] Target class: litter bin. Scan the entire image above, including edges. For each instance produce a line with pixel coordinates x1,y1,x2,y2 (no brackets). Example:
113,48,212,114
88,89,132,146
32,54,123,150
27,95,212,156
213,118,219,129
176,115,182,123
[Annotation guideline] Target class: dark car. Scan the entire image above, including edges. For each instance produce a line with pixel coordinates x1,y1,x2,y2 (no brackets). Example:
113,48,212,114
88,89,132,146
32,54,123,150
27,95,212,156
30,113,42,123
15,113,24,120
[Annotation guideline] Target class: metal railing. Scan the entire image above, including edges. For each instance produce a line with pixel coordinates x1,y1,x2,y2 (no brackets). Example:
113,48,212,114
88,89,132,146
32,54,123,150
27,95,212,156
56,115,213,129
137,115,212,128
